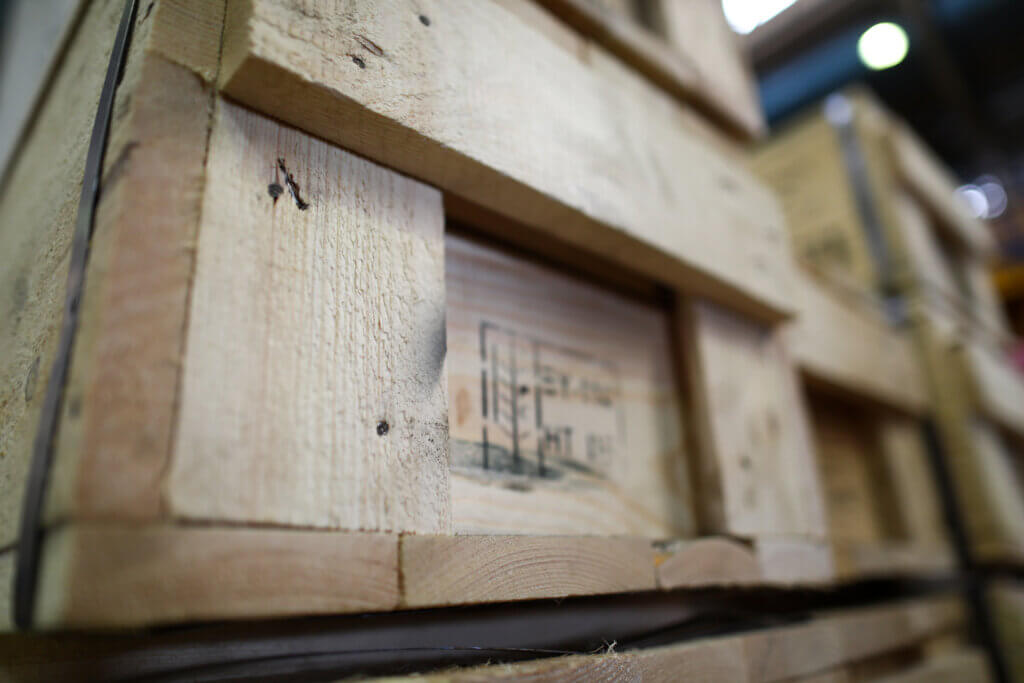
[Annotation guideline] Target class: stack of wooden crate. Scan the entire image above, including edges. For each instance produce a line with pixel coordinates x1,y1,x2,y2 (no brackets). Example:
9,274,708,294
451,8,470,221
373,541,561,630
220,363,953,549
754,87,1024,682
0,0,994,680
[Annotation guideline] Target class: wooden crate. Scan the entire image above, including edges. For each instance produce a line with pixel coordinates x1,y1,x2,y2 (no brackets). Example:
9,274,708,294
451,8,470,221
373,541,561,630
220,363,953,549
751,90,1024,565
0,0,949,631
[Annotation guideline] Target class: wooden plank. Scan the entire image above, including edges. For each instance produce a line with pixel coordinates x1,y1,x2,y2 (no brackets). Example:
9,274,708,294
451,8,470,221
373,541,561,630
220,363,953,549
400,536,656,608
681,299,826,539
750,112,877,293
990,581,1024,683
47,0,227,527
961,418,1024,553
889,122,995,258
876,416,948,549
218,0,797,321
167,99,451,534
787,269,927,415
961,338,1024,440
0,549,12,631
446,234,694,537
755,537,835,585
808,398,893,546
870,650,990,683
34,524,399,628
536,0,764,140
646,0,765,139
831,542,954,580
656,538,761,590
0,0,124,549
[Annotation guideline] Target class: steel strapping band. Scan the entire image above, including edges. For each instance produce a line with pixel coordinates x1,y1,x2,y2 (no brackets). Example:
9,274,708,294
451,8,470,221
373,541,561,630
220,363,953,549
12,0,139,630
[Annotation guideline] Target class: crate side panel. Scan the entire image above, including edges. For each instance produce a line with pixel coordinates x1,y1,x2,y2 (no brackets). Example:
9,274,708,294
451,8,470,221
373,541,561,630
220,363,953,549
168,100,450,533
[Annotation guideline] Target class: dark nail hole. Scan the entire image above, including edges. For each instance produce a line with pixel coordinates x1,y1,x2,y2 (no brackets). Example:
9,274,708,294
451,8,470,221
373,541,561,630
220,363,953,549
419,14,430,26
352,55,366,69
267,183,283,202
377,420,390,436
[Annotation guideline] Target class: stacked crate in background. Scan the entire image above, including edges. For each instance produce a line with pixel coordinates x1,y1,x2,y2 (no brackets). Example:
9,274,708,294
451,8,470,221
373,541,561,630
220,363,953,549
0,0,997,680
754,87,1024,682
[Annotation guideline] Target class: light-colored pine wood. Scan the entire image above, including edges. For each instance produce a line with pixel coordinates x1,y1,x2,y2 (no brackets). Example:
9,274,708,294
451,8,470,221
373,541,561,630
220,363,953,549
681,299,826,539
446,234,693,537
876,416,948,548
47,0,227,527
655,538,760,589
218,0,797,321
889,122,995,258
646,0,764,139
786,268,927,415
750,111,878,292
0,0,124,549
962,337,1024,440
0,549,12,631
809,399,891,545
34,524,399,628
535,0,764,139
870,650,990,683
401,535,656,607
168,99,450,534
990,581,1024,683
754,537,836,584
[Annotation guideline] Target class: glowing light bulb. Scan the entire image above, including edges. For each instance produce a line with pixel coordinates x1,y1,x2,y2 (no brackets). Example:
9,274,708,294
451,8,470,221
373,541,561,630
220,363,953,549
858,22,909,70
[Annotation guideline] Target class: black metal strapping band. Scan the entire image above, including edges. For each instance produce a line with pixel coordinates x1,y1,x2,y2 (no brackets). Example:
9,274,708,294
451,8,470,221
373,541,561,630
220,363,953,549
826,97,907,324
12,0,139,630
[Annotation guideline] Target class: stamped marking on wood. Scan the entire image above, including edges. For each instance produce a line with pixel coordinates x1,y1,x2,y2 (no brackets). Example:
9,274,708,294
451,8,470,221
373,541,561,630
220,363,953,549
451,320,624,486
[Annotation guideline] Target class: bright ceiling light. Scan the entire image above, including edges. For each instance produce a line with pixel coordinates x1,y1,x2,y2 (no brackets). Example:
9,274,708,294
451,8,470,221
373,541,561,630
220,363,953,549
956,185,990,219
857,22,910,70
721,0,798,35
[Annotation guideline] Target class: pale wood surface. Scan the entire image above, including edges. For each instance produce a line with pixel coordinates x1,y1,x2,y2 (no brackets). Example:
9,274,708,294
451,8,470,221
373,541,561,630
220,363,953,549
647,0,764,138
47,0,227,526
35,524,399,628
0,0,123,549
368,597,965,682
962,338,1024,440
219,0,797,321
750,111,877,293
656,537,760,589
961,418,1024,551
808,399,891,545
876,416,948,548
446,234,694,537
0,549,12,631
169,99,450,534
682,300,826,539
401,535,656,607
787,268,927,415
889,122,995,258
990,581,1024,683
870,650,990,683
536,0,765,139
755,537,835,584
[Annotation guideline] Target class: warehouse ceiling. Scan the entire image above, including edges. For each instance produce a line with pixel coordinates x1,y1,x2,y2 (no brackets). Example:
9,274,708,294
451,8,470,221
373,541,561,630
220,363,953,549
745,0,1024,254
